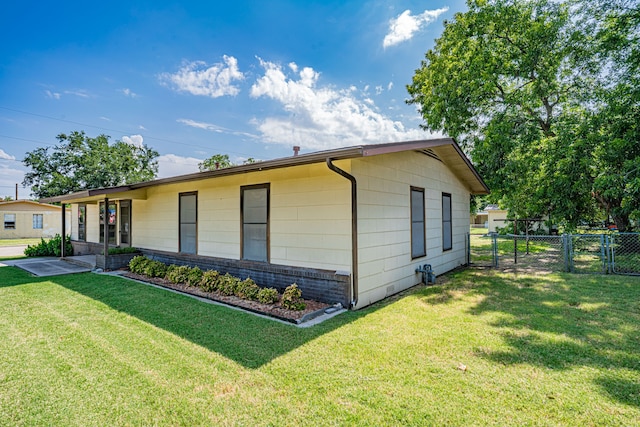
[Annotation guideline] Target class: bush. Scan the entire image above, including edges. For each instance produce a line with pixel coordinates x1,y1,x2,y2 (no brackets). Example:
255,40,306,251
236,277,260,300
166,265,191,284
282,283,306,310
218,273,240,296
200,270,220,292
256,287,280,304
144,260,168,278
187,266,203,287
24,234,73,257
128,255,150,274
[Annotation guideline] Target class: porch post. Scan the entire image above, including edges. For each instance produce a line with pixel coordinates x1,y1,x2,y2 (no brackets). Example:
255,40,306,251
60,203,66,258
103,197,109,262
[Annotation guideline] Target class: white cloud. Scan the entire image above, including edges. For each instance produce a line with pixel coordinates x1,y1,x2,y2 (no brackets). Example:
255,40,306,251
44,90,61,100
177,118,225,132
249,59,430,150
0,163,27,199
121,88,138,98
157,154,201,178
383,8,448,48
388,81,394,90
160,55,244,98
100,116,111,121
138,125,147,130
177,118,259,139
64,89,90,98
375,85,383,95
122,134,144,148
0,149,16,161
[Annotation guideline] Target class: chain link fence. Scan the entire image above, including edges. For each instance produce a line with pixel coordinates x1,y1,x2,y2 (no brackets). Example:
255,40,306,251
468,231,640,275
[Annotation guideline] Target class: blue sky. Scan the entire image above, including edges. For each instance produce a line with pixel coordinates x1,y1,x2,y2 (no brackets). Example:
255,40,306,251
0,0,466,199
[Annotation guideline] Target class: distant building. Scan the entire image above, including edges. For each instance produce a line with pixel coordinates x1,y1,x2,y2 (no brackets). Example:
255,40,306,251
0,200,70,239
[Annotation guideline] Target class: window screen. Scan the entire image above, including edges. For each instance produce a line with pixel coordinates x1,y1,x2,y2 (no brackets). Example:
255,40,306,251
179,193,197,254
33,214,43,229
241,185,269,262
442,193,452,251
411,187,426,258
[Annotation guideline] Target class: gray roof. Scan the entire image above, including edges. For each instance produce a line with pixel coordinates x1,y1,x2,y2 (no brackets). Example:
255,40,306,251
40,138,490,203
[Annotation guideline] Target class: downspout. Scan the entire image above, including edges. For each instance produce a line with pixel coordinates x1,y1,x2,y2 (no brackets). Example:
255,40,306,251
326,158,358,309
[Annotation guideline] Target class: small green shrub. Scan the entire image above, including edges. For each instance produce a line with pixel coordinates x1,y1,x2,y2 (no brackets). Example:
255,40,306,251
187,266,203,287
108,246,140,255
24,234,73,257
256,287,280,304
218,273,239,296
144,260,168,278
282,283,306,310
166,265,191,284
200,270,220,292
128,255,150,274
236,277,260,300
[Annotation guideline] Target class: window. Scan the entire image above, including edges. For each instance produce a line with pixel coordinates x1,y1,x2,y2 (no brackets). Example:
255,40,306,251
78,204,86,241
410,187,426,258
99,202,117,244
241,184,269,262
33,214,43,229
442,193,452,251
4,214,15,229
179,192,197,254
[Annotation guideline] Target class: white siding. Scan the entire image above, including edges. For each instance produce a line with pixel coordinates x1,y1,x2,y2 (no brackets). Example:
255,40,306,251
128,163,352,272
352,152,471,308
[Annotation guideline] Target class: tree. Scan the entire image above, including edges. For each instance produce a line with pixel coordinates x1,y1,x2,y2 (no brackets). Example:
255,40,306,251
198,154,259,172
198,154,233,171
23,131,159,199
407,0,639,230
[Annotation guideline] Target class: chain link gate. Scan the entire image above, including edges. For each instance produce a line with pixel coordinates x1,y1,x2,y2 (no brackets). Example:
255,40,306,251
468,231,640,275
610,233,640,275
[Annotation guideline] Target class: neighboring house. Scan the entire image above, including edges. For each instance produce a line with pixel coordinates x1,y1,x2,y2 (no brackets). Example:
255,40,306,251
0,200,70,239
42,139,489,310
487,207,509,233
470,204,508,233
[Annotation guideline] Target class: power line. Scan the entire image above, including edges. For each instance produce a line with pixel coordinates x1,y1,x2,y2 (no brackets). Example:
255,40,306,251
0,106,258,158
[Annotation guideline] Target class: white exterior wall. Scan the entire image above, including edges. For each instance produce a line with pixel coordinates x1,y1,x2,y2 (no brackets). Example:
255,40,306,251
128,163,351,272
352,152,471,308
0,202,69,239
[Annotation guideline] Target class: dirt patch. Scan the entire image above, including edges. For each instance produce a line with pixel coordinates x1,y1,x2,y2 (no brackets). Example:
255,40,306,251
122,272,331,323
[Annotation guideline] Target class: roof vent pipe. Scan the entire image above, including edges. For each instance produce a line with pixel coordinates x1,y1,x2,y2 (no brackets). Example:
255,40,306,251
293,146,300,156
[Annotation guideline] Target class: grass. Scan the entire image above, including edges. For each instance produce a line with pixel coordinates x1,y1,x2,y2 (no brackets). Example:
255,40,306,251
1,267,639,426
0,238,44,247
469,226,488,235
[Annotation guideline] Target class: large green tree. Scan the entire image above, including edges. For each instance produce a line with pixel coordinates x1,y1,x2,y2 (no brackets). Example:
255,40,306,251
408,0,639,231
23,131,159,199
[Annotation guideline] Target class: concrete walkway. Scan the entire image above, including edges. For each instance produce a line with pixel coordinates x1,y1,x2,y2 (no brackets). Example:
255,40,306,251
1,257,93,276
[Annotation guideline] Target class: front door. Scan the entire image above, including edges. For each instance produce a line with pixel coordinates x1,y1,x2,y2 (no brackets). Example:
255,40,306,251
120,200,131,247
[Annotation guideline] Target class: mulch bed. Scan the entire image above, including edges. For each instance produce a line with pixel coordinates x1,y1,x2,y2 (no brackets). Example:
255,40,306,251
122,272,331,323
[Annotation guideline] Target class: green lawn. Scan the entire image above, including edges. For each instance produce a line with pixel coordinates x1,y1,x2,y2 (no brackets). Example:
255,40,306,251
1,267,639,426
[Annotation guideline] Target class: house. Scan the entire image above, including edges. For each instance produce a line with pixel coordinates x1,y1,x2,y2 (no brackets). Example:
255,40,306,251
42,139,489,310
0,200,70,239
470,204,508,233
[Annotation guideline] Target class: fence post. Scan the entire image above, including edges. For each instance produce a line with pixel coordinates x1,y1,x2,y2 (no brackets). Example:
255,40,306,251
492,233,498,268
562,234,570,272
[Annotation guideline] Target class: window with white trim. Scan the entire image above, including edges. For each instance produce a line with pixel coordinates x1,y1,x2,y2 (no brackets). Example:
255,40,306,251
33,214,43,229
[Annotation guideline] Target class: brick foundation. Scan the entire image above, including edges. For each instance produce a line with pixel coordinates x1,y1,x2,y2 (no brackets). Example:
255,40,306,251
140,249,351,307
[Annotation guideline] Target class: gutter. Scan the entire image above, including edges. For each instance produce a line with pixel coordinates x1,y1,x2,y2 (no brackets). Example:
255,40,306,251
326,158,358,309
